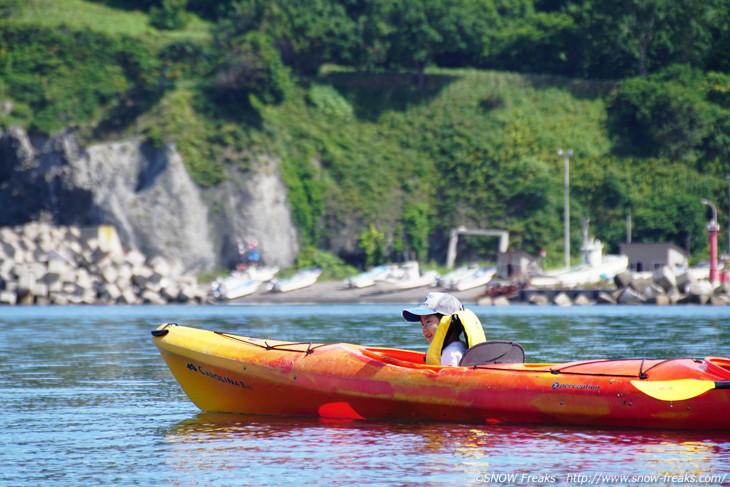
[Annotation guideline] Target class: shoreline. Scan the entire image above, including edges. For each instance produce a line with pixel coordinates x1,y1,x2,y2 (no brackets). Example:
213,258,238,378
222,275,729,306
228,280,489,305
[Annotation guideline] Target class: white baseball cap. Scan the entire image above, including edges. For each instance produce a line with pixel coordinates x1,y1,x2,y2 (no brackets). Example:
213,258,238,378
402,292,464,322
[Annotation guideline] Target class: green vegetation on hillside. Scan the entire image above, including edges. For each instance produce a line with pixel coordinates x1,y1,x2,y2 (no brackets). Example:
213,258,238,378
2,0,730,270
4,0,210,40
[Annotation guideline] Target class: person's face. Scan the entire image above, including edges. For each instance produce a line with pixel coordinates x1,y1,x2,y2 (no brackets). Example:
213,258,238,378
420,314,440,343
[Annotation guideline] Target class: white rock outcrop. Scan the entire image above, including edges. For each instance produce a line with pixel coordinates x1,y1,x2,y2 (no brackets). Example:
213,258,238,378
0,127,300,273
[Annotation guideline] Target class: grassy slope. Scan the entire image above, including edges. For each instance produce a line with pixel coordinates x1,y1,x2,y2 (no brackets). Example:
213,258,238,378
307,69,614,264
9,0,210,43
103,57,621,267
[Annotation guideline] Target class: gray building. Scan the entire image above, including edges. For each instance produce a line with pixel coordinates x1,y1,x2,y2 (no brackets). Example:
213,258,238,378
618,243,687,273
497,251,537,278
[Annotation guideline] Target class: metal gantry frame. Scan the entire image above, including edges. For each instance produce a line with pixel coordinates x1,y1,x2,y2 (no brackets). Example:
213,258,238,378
446,226,509,268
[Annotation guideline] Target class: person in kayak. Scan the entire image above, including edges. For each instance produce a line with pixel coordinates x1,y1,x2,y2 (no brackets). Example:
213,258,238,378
403,292,485,366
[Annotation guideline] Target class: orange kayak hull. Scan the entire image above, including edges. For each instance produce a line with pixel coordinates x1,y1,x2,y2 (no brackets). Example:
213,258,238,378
151,324,730,430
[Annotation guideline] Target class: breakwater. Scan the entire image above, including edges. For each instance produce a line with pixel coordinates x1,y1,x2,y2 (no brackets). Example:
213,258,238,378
516,265,730,306
0,222,205,305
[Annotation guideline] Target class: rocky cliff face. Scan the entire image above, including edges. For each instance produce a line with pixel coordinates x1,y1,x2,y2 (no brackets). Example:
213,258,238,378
0,127,299,272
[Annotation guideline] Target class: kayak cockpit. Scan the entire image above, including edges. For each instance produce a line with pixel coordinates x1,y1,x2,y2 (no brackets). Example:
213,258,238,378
360,342,528,370
361,347,435,369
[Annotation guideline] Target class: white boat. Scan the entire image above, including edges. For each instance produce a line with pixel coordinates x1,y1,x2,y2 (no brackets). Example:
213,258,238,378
438,264,480,288
449,266,497,291
529,233,628,288
529,255,629,288
245,266,280,282
223,278,262,299
271,268,322,293
345,265,395,289
375,261,439,292
213,266,280,300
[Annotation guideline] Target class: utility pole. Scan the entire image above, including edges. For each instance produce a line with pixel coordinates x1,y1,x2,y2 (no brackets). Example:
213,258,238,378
701,199,720,284
726,175,730,256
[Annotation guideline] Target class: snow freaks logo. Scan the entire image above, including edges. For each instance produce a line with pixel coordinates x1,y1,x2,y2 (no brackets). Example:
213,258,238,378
186,363,254,390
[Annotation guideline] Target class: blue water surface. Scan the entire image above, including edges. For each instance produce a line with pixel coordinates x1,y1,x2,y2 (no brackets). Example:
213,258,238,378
1,304,729,486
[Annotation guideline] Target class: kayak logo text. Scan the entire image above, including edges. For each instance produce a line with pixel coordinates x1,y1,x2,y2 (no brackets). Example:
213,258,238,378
186,362,254,391
551,382,600,391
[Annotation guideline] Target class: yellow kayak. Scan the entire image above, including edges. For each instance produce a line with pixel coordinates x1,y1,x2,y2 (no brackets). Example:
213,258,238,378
152,323,730,430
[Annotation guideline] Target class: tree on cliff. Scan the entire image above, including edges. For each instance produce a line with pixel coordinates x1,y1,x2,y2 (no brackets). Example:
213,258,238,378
209,30,293,106
564,0,724,78
213,0,357,76
607,65,730,167
360,0,473,90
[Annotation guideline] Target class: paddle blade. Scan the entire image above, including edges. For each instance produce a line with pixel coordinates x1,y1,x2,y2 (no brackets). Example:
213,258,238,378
631,379,716,401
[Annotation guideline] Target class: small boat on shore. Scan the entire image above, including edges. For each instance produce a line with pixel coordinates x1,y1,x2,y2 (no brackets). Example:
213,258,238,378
213,266,280,300
529,223,629,289
375,261,439,292
529,230,629,289
221,277,262,299
438,265,480,288
270,268,322,293
152,323,730,430
448,266,497,291
529,254,629,288
345,265,394,289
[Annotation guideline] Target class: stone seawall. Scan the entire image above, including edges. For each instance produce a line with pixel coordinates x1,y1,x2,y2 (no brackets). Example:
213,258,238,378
0,222,205,305
516,265,730,306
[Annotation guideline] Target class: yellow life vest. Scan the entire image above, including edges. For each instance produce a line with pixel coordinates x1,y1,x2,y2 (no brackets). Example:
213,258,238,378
425,309,487,365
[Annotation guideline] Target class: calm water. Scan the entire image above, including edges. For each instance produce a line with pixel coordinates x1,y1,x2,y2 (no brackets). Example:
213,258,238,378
2,304,730,486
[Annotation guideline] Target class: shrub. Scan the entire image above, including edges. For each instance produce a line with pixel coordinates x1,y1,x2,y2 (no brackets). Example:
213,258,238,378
607,66,715,162
149,0,189,31
209,31,292,106
306,85,353,120
295,246,357,280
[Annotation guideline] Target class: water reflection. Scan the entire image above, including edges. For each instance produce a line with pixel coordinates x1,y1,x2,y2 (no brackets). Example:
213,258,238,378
162,413,730,485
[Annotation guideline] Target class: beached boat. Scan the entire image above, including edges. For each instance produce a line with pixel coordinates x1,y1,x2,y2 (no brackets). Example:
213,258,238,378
529,254,629,288
529,230,628,288
375,261,439,292
270,268,322,293
448,266,497,291
151,323,730,430
213,266,280,300
246,266,280,282
222,277,262,299
345,265,395,289
438,265,480,288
